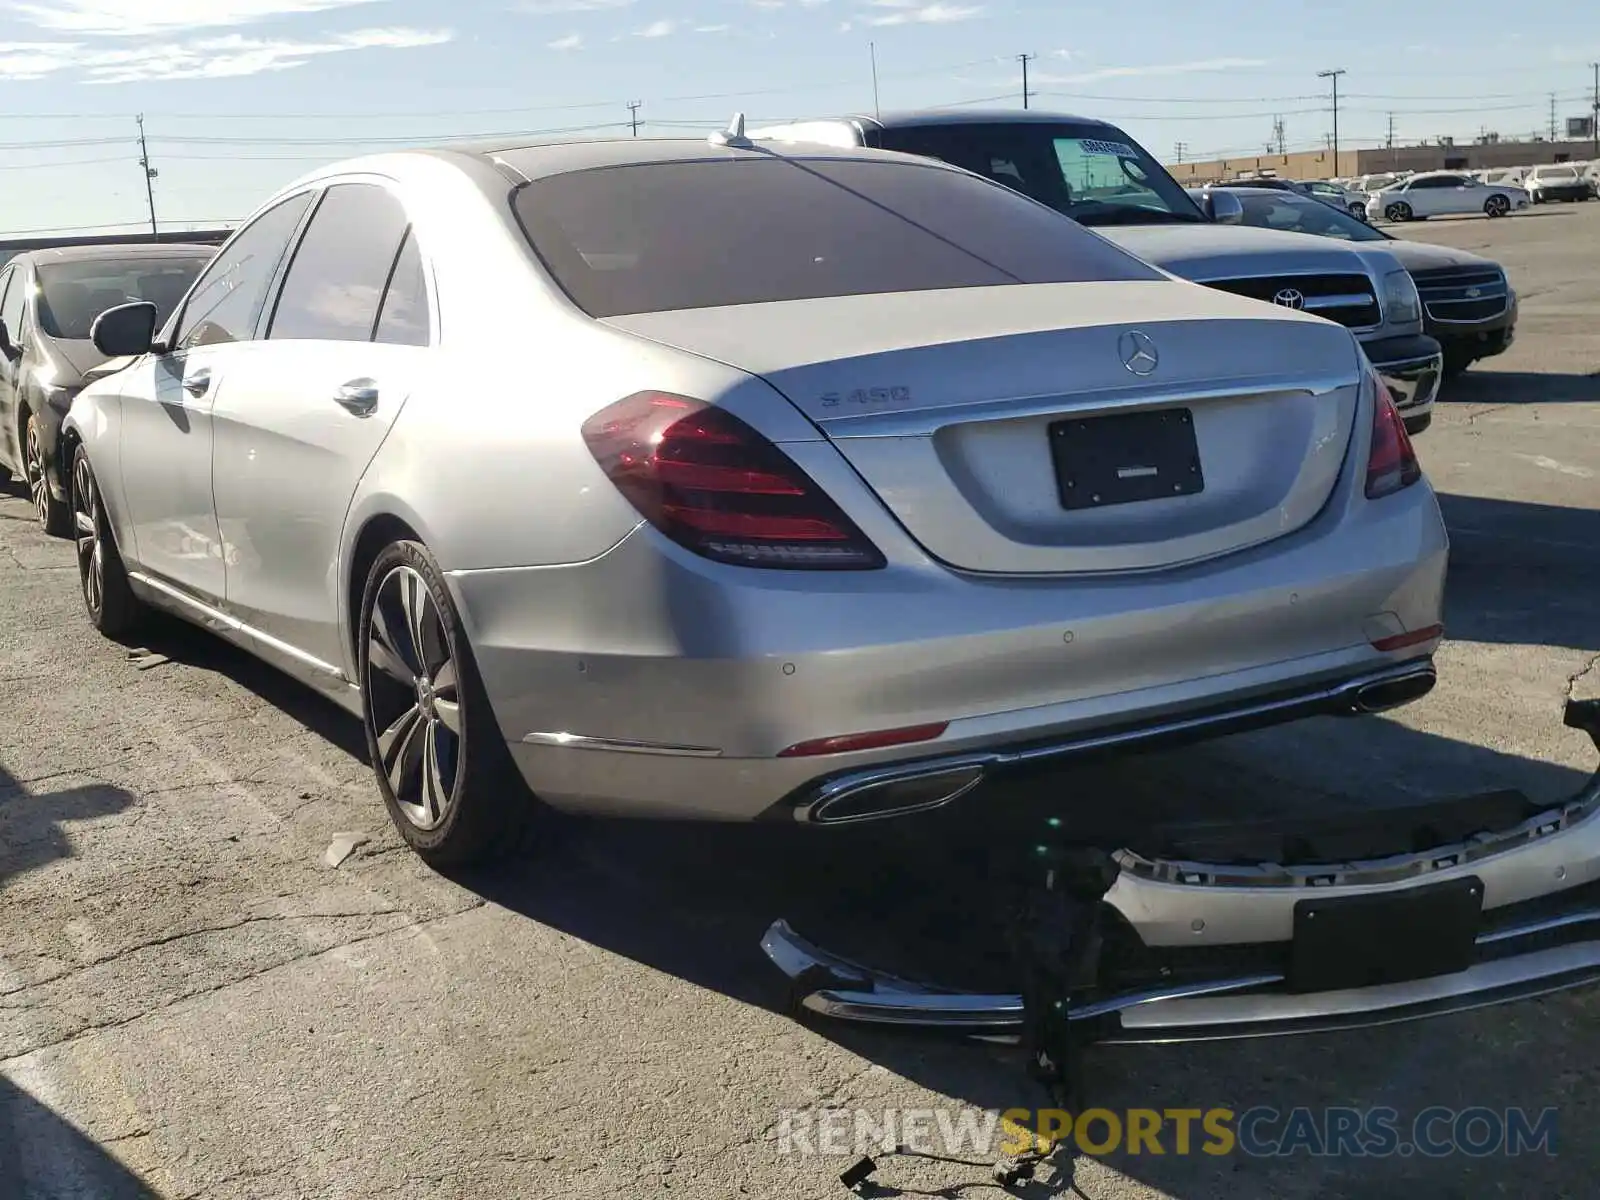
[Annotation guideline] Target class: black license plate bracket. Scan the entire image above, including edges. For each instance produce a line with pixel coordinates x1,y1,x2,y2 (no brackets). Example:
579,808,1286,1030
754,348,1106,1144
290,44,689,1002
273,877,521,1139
1049,408,1204,511
1289,876,1484,994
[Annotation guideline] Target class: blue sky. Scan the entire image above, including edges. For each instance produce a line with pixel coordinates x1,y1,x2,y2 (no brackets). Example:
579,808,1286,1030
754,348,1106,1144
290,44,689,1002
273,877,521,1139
0,0,1595,236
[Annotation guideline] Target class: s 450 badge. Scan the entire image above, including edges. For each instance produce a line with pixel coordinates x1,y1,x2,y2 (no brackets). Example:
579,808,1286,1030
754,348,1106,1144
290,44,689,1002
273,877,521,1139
819,386,912,409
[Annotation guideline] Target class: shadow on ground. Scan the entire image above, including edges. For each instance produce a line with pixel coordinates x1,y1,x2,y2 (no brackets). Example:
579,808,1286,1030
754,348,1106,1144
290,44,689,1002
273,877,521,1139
0,764,137,890
1437,492,1600,652
114,611,369,763
0,1077,155,1200
1439,369,1599,408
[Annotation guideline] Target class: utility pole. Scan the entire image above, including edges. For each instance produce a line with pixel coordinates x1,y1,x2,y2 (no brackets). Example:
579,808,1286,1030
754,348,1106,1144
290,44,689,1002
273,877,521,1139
1173,140,1187,163
1268,115,1286,156
136,113,158,235
1018,53,1035,109
1318,68,1346,175
869,41,880,120
627,100,641,136
1548,93,1558,141
1591,62,1599,159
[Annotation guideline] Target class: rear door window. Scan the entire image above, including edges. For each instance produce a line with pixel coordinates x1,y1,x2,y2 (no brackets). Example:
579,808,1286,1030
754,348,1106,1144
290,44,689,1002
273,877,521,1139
267,183,412,342
513,156,1161,318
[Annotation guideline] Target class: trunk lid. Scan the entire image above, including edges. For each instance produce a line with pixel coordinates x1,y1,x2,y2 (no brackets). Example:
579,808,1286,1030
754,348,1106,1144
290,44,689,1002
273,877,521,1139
603,280,1365,575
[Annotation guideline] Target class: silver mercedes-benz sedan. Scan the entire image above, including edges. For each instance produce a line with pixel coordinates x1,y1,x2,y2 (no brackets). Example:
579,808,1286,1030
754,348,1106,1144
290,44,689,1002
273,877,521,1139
64,129,1446,865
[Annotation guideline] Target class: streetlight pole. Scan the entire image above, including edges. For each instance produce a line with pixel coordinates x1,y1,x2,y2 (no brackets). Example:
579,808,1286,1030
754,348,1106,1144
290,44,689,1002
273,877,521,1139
1318,69,1346,176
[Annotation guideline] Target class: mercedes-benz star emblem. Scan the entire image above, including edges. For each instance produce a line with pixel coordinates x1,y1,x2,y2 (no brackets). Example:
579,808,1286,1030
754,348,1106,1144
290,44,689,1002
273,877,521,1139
1273,287,1307,310
1118,330,1159,376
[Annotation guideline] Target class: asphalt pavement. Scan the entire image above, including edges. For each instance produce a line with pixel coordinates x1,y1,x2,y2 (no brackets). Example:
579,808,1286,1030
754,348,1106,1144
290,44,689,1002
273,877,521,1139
2,200,1598,1200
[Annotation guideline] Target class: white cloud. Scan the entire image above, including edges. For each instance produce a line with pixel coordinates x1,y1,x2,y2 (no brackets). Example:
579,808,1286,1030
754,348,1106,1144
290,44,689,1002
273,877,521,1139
0,25,452,82
694,23,730,32
9,0,385,36
517,0,633,11
547,31,582,48
863,3,983,26
748,0,784,7
632,18,675,36
1033,57,1270,85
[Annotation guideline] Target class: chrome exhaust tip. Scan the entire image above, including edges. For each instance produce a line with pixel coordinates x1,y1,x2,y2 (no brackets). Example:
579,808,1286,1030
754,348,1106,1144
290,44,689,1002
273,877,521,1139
803,763,987,825
1350,666,1437,714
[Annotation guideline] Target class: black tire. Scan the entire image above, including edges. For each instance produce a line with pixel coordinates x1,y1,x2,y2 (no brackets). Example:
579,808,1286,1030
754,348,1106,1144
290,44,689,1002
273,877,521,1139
1484,195,1510,218
25,410,71,537
1385,201,1412,222
357,538,541,866
70,445,143,636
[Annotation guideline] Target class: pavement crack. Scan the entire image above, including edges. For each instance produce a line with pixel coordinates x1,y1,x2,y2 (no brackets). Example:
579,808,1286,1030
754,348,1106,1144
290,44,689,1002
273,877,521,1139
0,904,485,1064
0,908,410,998
1465,404,1512,425
1568,652,1600,702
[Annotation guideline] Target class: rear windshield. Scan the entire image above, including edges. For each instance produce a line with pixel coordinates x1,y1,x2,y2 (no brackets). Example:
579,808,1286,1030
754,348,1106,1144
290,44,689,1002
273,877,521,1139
512,156,1162,318
37,256,208,340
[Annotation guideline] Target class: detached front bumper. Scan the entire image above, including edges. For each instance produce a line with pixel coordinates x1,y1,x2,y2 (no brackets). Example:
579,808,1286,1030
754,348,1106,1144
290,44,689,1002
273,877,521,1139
1363,333,1443,430
765,698,1600,1044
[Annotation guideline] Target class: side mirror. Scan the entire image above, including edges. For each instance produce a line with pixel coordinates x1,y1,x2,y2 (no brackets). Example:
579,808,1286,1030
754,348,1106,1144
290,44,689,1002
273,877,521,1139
0,317,18,361
1203,189,1245,225
90,301,158,359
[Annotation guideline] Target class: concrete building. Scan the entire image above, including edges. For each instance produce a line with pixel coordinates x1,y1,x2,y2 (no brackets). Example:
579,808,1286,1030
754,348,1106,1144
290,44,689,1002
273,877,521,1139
1167,138,1598,185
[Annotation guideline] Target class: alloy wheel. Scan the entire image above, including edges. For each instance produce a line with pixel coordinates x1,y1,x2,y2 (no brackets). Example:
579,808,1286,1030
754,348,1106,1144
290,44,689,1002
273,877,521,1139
25,419,49,528
71,452,103,616
1487,195,1509,217
364,564,462,832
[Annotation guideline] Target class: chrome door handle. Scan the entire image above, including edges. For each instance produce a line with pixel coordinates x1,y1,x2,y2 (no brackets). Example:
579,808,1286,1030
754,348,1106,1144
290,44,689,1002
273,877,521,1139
183,368,211,398
334,379,379,416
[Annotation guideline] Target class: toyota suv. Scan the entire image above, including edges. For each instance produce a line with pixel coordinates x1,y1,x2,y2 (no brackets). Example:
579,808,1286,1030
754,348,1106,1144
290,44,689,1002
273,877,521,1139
753,111,1443,434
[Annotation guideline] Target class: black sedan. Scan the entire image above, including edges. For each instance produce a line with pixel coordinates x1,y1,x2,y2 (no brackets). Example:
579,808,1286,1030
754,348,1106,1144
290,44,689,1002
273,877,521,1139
0,244,212,533
1207,187,1516,379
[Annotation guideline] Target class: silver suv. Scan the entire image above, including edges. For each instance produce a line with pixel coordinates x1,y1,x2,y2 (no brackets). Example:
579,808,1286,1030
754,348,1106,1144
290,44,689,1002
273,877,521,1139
753,111,1444,434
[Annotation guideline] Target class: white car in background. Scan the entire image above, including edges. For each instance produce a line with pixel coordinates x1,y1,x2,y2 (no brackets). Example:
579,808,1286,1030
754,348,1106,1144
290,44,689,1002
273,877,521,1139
1525,164,1595,203
1367,171,1529,222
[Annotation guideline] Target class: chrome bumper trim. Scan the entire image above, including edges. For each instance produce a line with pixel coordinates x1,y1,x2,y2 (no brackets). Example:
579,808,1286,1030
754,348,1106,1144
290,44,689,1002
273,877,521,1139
1372,352,1443,412
787,660,1437,824
519,731,724,757
763,914,1600,1043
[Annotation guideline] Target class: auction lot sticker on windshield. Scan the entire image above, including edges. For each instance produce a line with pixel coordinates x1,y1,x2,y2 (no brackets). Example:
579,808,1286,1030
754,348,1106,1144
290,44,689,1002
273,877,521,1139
1081,139,1138,157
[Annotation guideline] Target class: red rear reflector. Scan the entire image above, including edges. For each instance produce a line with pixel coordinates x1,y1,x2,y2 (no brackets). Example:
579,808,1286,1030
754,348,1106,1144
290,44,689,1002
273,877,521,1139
778,722,950,758
1364,368,1424,500
1371,624,1444,652
581,391,885,570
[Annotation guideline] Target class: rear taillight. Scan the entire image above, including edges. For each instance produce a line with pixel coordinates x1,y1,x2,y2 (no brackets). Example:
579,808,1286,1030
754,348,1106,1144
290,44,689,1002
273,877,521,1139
1364,369,1423,500
581,391,885,570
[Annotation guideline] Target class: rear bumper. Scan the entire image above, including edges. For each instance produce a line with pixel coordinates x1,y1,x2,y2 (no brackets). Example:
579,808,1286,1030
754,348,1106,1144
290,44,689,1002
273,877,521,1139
456,468,1447,821
764,700,1600,1042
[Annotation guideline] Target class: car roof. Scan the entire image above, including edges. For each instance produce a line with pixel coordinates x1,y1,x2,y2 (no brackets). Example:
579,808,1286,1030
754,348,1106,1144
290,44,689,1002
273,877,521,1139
11,243,216,267
276,133,982,193
819,108,1114,131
